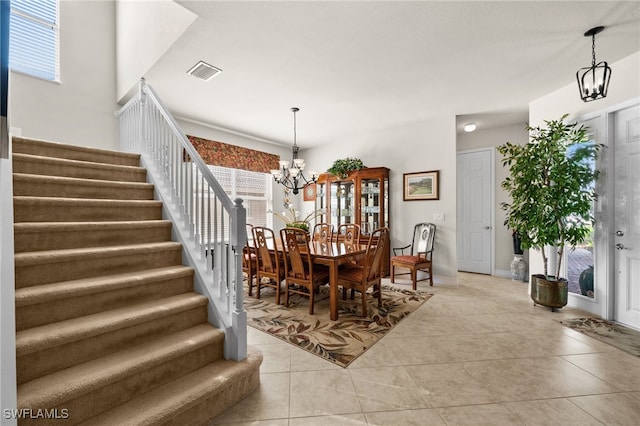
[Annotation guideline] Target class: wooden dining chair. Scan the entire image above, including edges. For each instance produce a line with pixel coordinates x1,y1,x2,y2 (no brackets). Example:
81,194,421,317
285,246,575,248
252,226,285,304
242,223,257,296
280,227,330,314
336,227,389,317
312,222,333,245
336,223,360,252
390,222,436,289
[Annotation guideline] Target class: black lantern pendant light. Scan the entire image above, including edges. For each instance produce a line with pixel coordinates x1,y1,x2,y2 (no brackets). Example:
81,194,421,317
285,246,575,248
576,26,611,102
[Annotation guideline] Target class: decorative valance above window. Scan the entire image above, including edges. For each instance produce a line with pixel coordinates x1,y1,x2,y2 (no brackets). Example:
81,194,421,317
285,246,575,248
187,135,279,174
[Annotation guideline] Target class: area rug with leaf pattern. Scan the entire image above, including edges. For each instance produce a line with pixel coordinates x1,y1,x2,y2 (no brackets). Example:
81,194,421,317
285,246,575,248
561,317,640,357
244,283,433,367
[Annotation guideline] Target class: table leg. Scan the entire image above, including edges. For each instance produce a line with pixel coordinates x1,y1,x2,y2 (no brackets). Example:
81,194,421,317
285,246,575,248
329,259,339,321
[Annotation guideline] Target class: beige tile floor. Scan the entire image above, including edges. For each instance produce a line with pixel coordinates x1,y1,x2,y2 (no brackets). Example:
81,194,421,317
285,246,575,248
211,273,640,425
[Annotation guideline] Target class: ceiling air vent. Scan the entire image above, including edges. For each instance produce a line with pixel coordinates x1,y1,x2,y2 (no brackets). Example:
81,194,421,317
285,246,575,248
187,61,222,81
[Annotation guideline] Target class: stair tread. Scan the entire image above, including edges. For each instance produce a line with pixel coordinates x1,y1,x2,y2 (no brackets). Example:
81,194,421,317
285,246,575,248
15,265,194,307
13,173,154,189
14,196,162,206
13,152,145,173
78,348,263,426
14,241,182,266
16,292,208,357
14,220,172,233
18,324,224,409
12,136,140,165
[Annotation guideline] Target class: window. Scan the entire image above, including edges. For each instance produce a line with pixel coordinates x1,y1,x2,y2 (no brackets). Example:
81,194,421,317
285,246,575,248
204,165,272,230
565,133,598,299
9,0,59,81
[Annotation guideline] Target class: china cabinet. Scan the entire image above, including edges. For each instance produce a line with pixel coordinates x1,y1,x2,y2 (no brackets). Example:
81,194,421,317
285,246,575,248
315,167,390,274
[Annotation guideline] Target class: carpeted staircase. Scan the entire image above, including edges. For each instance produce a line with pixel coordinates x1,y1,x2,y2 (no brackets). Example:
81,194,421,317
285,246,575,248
12,137,261,425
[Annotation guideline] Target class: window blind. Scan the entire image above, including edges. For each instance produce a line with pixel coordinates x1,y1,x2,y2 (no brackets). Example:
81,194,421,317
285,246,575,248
9,0,59,81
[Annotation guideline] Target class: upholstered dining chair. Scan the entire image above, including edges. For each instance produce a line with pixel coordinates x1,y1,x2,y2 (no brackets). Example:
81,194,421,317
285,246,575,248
252,226,285,304
336,227,389,317
390,222,436,289
242,223,257,296
280,227,330,314
312,223,334,245
335,223,361,252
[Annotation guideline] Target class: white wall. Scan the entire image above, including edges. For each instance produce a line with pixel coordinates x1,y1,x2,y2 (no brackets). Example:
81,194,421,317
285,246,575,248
302,114,459,278
457,123,529,273
10,0,119,150
0,154,16,424
529,50,640,316
115,0,196,102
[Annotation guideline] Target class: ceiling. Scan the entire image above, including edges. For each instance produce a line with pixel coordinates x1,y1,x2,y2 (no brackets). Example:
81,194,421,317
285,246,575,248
141,1,640,148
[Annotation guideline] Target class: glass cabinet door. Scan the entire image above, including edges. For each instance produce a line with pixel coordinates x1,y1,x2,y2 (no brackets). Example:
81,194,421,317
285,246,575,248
360,178,381,235
382,175,389,230
315,182,327,223
330,181,354,227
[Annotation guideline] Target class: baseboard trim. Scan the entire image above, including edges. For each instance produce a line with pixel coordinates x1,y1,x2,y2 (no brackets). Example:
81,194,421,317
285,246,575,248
493,269,511,279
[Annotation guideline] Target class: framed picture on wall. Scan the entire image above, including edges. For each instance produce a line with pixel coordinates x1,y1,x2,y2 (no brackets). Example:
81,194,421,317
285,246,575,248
303,183,317,201
403,170,439,201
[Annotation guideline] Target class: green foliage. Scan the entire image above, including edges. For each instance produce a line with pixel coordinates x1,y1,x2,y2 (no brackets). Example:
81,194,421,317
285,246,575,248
287,221,309,232
497,114,601,280
327,157,365,179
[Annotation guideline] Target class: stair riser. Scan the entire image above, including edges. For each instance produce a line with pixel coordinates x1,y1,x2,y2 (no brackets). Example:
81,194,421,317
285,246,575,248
17,305,209,384
15,247,182,288
16,273,195,331
165,367,261,426
14,223,172,253
77,351,263,426
14,200,163,223
13,156,147,182
18,341,222,426
13,178,155,200
12,137,141,167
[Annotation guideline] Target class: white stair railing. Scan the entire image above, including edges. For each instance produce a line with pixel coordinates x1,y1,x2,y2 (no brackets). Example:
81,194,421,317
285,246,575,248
115,79,247,361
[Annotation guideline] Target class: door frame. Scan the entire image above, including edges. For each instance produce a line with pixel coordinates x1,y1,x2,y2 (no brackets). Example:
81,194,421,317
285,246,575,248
567,98,640,321
456,147,495,275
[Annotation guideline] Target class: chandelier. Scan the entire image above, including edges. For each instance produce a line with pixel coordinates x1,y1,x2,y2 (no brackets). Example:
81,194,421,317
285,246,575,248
271,107,318,195
576,26,611,103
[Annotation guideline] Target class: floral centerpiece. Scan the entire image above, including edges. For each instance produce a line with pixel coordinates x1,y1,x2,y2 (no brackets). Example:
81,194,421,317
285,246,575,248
271,207,322,232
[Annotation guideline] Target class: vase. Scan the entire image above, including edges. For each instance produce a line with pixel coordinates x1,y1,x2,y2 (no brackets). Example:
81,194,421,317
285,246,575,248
579,265,594,298
530,274,568,311
510,254,527,282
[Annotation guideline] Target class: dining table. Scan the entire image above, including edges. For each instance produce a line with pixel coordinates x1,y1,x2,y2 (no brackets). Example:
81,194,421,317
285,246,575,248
266,238,367,321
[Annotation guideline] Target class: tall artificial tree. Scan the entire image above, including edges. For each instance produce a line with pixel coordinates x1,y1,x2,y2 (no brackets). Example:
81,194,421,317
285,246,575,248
498,114,600,280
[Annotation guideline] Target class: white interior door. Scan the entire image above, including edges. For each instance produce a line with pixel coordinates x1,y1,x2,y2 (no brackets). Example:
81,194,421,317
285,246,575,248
457,149,492,274
614,104,640,329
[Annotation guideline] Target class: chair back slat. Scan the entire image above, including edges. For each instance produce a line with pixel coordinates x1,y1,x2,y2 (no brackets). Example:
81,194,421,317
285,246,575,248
253,226,278,273
281,228,311,280
412,222,436,259
337,223,360,252
366,228,389,281
312,223,333,244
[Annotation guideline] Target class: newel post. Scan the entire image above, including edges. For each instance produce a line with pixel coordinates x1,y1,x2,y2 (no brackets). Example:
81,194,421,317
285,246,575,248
229,197,247,360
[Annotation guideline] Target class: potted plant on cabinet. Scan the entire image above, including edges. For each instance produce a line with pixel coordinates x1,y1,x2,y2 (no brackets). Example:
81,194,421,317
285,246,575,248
327,157,365,179
498,114,600,310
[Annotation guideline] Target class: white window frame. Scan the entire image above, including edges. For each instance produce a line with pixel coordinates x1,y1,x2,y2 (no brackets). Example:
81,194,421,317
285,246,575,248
9,0,60,82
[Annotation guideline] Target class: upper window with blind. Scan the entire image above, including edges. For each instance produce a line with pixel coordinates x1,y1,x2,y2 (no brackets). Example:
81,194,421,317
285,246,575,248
207,165,273,228
9,0,59,81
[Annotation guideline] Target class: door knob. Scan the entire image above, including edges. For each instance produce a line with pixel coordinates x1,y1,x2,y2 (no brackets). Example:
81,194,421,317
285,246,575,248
616,230,624,237
615,243,628,250
484,226,490,230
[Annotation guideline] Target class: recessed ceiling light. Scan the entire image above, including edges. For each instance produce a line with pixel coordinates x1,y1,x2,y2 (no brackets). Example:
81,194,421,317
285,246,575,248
464,123,477,132
187,61,222,81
